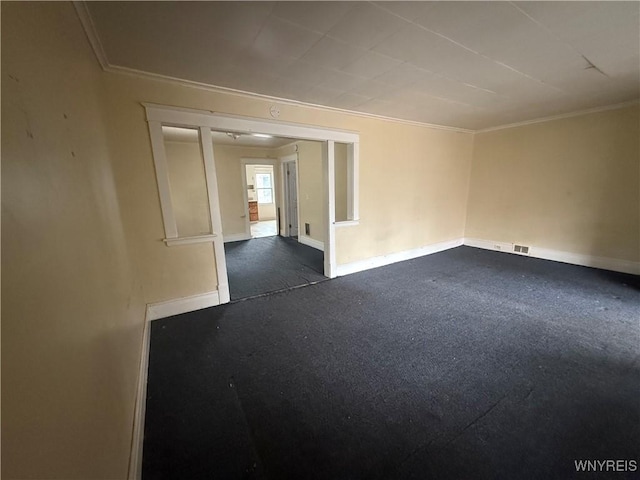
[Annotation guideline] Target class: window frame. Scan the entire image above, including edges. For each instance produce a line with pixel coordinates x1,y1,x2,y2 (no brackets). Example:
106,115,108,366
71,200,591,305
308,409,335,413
255,171,274,205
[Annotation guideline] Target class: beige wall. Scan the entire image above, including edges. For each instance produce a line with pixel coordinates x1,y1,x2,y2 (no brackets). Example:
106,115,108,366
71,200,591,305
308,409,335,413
466,105,640,262
245,164,259,202
2,3,145,478
295,141,326,242
336,123,474,264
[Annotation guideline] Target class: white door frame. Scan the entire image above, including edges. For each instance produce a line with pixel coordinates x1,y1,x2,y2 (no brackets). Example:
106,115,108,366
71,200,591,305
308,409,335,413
323,141,336,277
144,102,360,282
240,158,279,238
280,153,299,237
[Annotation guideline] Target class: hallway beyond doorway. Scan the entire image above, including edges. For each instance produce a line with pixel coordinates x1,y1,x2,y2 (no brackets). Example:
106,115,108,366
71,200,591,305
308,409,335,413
251,220,277,238
224,236,326,300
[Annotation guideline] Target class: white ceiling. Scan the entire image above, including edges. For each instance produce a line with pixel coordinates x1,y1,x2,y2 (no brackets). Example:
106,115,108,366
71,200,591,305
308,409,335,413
162,126,295,148
86,1,640,130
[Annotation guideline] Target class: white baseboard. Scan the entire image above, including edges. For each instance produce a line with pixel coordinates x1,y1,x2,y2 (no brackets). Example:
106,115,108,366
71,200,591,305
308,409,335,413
530,246,640,275
336,238,464,277
299,234,324,251
218,283,230,304
146,290,221,321
464,237,640,275
464,238,526,255
128,290,222,478
128,310,151,480
223,233,251,243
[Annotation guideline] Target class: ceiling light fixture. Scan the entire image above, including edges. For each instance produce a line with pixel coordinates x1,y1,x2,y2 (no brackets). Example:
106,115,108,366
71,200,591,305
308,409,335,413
252,133,272,138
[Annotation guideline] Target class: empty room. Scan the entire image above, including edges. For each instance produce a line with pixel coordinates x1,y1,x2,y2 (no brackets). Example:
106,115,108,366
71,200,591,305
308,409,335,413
2,2,638,480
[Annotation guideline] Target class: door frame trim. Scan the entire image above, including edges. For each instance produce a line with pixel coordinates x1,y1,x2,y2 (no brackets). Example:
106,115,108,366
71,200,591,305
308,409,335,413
280,153,299,238
240,158,279,238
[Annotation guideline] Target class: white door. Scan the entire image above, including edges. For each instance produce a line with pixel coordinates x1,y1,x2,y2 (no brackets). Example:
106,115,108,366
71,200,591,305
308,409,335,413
285,161,299,237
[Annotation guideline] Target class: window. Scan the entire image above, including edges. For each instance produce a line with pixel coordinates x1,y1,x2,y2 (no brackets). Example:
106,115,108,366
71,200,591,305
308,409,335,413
256,172,273,204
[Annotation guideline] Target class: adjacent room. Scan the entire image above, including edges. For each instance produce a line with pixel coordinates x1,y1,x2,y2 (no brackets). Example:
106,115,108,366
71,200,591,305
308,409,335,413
246,163,277,238
212,130,329,300
2,2,639,480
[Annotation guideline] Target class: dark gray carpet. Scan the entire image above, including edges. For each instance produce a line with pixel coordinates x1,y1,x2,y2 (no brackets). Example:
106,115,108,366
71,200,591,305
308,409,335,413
143,246,640,480
224,236,326,300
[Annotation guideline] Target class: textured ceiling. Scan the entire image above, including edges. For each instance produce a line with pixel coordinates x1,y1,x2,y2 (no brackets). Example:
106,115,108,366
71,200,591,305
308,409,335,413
85,1,640,130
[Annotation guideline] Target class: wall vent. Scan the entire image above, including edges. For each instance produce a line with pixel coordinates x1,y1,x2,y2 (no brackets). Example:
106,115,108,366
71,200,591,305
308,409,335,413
514,245,530,254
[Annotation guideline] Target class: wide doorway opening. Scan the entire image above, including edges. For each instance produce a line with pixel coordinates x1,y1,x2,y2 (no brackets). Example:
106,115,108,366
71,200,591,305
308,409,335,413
146,104,360,305
245,164,277,238
213,131,328,301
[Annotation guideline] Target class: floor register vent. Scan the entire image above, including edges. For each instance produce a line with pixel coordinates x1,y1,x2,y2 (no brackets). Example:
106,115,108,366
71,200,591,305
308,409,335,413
514,245,530,254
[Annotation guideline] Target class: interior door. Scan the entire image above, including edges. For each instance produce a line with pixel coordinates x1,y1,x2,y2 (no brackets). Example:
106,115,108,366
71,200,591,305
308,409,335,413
286,161,299,237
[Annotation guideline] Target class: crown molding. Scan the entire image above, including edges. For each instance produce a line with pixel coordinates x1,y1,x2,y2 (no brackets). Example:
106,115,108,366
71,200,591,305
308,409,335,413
475,100,640,134
107,65,475,134
73,1,109,70
73,1,638,136
114,64,638,137
71,1,472,135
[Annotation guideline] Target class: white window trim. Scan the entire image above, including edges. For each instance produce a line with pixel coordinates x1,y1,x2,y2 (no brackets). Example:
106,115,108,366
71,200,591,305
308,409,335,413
148,120,178,239
147,119,230,303
144,103,360,280
335,220,360,228
163,234,218,247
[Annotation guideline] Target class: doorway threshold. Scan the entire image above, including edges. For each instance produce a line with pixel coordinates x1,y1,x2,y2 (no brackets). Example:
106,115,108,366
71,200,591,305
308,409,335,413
229,278,330,304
